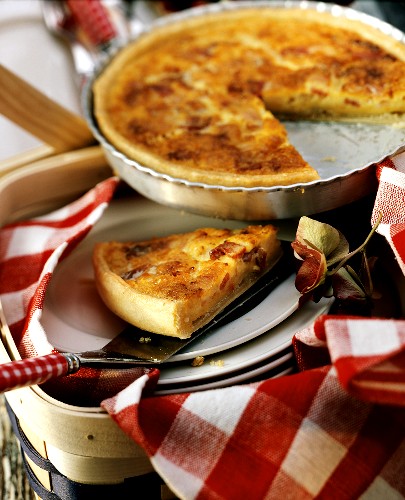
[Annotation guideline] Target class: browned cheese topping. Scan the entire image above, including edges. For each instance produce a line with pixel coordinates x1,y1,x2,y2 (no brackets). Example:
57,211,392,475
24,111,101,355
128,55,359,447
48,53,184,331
105,227,270,301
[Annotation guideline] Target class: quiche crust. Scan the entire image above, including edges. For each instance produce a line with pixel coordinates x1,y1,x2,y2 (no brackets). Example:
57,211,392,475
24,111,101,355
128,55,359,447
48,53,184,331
93,225,281,338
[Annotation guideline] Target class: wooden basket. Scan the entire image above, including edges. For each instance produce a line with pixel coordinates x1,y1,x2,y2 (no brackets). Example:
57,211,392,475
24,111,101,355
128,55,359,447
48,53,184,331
0,150,175,499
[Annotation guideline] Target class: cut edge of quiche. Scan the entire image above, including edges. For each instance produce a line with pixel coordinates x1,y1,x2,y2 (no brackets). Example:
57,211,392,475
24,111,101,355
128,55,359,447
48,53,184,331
92,225,282,339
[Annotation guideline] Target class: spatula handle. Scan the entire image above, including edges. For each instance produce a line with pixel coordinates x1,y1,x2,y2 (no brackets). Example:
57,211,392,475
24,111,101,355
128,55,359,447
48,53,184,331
0,352,80,393
66,0,117,47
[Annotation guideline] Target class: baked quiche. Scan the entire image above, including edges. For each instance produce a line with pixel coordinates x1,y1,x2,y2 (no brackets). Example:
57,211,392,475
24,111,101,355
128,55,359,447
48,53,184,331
93,225,281,338
93,6,405,188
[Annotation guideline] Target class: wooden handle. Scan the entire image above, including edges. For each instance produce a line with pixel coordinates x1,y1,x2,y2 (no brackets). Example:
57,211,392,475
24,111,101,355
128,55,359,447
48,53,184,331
0,145,54,176
0,64,94,152
0,352,80,393
67,0,117,46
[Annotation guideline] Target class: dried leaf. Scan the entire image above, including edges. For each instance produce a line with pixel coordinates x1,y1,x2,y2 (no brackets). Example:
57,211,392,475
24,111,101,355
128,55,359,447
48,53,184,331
291,240,327,295
295,217,341,258
292,214,379,313
332,267,367,302
326,229,350,267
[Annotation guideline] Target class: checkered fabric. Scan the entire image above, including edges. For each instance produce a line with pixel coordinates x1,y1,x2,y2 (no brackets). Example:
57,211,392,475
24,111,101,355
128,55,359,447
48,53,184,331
0,150,405,497
0,177,155,405
102,367,405,500
373,164,405,274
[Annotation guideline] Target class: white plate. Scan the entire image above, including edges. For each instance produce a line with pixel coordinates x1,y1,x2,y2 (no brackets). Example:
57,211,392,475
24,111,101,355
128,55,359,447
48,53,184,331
157,297,331,386
155,355,295,395
169,273,297,362
42,195,303,361
0,0,80,164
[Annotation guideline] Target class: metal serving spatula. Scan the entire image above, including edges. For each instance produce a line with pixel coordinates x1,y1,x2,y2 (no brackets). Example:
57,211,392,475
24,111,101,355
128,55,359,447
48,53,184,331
0,250,293,393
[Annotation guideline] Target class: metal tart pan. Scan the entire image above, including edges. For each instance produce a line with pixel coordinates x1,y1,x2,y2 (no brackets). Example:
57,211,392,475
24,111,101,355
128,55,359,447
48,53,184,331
83,0,405,220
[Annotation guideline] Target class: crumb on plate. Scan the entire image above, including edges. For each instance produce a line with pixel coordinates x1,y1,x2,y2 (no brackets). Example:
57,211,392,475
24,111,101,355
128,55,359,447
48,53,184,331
139,336,152,343
191,356,205,367
210,359,224,368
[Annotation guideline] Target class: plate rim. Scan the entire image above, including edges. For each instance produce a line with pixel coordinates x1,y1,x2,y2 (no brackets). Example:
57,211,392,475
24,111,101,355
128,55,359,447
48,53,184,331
157,296,332,385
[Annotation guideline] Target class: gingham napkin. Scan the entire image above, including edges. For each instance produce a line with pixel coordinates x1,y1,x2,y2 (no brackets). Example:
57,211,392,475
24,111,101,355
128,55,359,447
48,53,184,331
0,177,157,405
0,153,404,498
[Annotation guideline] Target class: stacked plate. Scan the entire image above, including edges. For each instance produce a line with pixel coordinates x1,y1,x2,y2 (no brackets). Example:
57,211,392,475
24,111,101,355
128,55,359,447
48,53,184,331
42,195,332,395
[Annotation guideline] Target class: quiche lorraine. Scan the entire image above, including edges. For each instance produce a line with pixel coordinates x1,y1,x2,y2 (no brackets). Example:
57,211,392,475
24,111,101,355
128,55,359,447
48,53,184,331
93,225,281,338
93,6,405,188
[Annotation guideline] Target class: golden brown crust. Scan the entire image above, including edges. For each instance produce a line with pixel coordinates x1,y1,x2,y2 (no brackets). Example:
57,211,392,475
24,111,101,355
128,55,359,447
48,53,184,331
94,7,405,187
93,225,281,338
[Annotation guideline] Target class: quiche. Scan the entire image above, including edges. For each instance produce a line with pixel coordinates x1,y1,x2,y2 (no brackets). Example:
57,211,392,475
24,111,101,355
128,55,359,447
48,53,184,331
93,6,405,188
93,225,281,338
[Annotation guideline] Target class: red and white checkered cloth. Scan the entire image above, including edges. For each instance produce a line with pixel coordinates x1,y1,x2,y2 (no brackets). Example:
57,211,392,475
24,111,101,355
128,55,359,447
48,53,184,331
1,152,405,498
0,177,157,405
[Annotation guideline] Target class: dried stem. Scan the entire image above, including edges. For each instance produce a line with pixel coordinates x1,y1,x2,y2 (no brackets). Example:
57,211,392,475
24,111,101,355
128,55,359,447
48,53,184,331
327,212,382,277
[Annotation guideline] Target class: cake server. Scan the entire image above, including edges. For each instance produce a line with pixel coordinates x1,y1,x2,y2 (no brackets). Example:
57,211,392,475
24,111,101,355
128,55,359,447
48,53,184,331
0,251,293,393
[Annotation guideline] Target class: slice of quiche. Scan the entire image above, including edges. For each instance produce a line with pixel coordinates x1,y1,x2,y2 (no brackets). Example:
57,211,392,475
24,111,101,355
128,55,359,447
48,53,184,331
93,225,281,339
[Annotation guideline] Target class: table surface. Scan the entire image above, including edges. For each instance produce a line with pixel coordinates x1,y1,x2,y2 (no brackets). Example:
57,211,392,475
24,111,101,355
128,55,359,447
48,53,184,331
0,395,34,500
